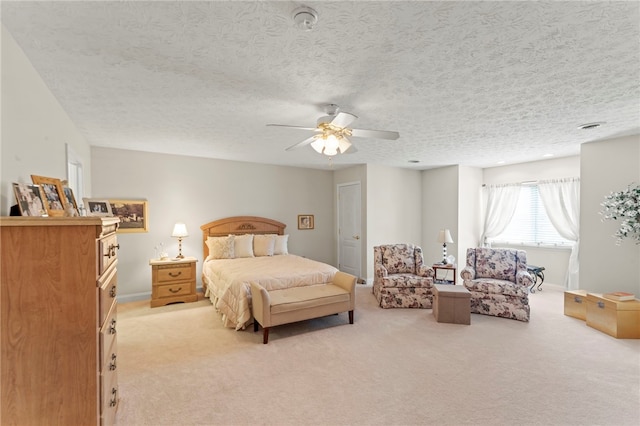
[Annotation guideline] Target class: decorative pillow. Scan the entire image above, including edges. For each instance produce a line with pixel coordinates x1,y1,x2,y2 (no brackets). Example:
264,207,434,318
253,234,276,257
206,235,234,260
234,234,254,258
274,234,289,255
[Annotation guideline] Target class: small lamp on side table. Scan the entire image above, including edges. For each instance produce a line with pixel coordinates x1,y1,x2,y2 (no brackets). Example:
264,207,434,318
172,223,189,259
437,229,454,264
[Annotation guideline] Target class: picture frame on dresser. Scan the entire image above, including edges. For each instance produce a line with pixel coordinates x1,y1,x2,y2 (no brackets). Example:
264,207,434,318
62,186,79,215
30,175,67,217
12,183,48,216
83,198,113,217
109,199,148,233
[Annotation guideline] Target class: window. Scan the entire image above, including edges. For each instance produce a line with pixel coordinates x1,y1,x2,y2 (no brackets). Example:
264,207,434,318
491,185,571,247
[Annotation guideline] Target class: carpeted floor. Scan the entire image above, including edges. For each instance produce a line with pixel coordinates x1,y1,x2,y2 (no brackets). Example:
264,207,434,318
115,284,640,426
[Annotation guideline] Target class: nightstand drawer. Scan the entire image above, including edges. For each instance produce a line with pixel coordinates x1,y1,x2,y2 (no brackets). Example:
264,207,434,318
156,282,193,298
156,264,193,283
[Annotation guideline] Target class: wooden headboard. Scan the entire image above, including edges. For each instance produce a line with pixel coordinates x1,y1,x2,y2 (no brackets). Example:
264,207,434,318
200,216,286,259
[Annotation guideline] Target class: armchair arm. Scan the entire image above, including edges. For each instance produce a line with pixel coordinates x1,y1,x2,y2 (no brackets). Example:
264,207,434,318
375,264,388,278
417,264,435,278
516,270,534,288
461,267,476,281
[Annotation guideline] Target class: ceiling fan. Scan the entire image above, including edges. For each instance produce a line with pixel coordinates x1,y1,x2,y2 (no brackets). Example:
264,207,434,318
267,104,400,156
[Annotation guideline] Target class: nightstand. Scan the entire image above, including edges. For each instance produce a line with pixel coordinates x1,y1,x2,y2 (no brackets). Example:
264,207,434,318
432,264,457,285
149,257,198,308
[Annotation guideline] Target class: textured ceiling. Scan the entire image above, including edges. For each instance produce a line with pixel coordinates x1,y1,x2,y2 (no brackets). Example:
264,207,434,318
2,1,639,170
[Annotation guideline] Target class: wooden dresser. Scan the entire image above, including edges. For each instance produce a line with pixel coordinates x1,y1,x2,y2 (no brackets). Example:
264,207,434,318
1,216,120,425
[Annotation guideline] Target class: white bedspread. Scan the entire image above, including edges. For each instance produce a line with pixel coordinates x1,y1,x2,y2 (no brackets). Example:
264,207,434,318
203,254,338,330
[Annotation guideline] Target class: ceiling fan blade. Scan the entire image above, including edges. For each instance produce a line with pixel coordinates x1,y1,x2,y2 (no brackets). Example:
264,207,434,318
330,112,358,128
285,135,318,151
350,128,400,140
267,124,319,131
337,136,352,154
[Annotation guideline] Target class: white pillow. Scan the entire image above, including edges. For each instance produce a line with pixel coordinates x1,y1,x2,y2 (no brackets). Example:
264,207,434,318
274,234,289,255
253,234,276,257
234,234,254,258
206,235,235,260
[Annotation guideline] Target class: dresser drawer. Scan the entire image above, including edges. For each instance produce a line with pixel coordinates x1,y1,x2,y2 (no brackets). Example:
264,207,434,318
157,263,193,283
99,233,119,275
100,367,118,425
100,303,117,369
98,262,117,326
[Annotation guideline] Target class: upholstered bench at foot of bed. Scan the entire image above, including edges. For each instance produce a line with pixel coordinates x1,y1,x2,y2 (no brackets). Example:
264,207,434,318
250,271,357,344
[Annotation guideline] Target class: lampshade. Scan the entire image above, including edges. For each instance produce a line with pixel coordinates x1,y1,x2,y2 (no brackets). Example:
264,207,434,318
437,229,453,244
310,134,352,156
171,223,189,238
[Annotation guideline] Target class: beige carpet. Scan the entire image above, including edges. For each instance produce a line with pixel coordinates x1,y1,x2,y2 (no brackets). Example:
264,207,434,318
115,285,640,426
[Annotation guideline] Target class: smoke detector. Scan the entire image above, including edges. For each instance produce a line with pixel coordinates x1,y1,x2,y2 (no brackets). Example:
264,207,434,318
293,6,318,31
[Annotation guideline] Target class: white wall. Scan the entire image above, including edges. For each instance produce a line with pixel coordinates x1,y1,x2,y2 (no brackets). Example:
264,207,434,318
365,164,422,280
1,25,92,214
457,166,483,268
580,136,640,294
91,147,335,301
421,166,459,265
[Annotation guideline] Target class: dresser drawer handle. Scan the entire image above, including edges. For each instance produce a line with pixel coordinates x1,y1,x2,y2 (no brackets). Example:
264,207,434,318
109,318,117,334
110,387,118,407
168,271,182,278
104,244,120,259
573,296,583,303
169,287,182,294
597,301,605,309
109,285,117,298
109,353,117,371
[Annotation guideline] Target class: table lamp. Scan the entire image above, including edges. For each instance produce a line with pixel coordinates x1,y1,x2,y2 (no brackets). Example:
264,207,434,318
172,223,189,259
437,229,454,264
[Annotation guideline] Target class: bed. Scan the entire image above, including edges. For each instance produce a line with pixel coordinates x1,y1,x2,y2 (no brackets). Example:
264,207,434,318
200,216,338,330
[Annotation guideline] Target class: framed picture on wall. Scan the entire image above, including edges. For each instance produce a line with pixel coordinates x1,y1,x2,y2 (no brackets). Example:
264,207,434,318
298,214,314,230
83,198,113,217
30,175,67,217
12,183,48,216
109,199,148,233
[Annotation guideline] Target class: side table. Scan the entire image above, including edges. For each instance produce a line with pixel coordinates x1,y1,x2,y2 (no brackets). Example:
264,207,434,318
527,265,545,293
149,257,198,308
432,264,457,285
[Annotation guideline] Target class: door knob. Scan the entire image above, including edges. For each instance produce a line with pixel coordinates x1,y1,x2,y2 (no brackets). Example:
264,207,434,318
353,235,360,240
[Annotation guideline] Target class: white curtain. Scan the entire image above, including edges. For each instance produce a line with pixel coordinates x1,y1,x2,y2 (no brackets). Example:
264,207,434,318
538,178,580,290
480,183,522,247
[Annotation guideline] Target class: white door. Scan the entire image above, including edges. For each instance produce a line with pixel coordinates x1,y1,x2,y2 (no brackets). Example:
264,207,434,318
338,182,362,279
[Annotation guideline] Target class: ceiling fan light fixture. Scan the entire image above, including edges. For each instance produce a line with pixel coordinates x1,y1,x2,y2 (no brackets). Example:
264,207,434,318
292,6,318,31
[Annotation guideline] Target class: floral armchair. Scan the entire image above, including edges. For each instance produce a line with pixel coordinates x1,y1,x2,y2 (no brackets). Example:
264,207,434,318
461,248,532,322
373,244,435,308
